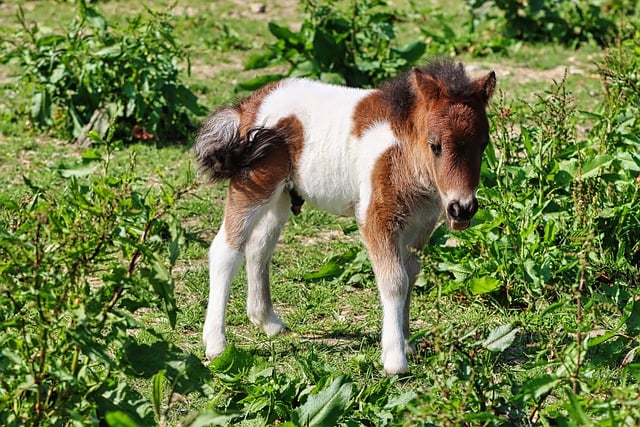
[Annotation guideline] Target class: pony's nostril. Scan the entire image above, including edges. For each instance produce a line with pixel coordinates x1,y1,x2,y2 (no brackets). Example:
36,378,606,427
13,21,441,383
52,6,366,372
469,198,478,216
447,199,478,220
447,201,461,219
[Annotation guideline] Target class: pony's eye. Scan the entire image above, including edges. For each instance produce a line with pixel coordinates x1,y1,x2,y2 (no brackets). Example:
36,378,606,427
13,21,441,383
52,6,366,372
429,142,442,156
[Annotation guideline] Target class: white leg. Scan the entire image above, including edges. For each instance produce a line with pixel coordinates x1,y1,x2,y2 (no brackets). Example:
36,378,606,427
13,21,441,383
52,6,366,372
202,225,244,360
403,253,421,355
371,253,409,375
245,193,290,336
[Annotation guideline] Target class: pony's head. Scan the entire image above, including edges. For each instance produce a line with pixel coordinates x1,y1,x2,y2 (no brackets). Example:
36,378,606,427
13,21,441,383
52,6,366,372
410,60,496,230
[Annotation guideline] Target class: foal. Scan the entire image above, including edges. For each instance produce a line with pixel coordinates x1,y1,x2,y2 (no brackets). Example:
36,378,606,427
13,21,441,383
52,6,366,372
194,58,495,375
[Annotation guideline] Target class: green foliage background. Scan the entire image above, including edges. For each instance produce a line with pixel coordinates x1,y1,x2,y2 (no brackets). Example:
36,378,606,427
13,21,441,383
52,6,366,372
0,0,639,425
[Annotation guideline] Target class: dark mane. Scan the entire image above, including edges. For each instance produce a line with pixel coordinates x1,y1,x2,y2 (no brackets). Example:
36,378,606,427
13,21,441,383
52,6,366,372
378,69,415,120
421,58,476,98
378,58,476,119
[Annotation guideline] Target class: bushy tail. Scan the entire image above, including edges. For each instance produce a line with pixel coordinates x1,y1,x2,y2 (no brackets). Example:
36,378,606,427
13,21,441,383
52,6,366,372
193,107,287,181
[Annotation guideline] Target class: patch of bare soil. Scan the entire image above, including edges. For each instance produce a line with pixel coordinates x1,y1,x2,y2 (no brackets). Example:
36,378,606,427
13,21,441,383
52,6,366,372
186,1,302,80
467,56,600,88
209,0,300,21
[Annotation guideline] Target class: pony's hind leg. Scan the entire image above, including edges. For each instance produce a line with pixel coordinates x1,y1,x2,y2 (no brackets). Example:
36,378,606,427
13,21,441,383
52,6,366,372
202,194,285,359
245,190,291,336
203,222,245,360
202,140,292,359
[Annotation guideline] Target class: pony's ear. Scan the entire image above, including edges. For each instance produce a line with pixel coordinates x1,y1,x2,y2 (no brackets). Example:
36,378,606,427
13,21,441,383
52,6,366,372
475,71,496,103
411,67,441,101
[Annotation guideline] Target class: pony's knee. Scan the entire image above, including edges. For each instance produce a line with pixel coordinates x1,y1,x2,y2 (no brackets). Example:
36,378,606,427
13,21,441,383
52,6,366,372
377,269,409,302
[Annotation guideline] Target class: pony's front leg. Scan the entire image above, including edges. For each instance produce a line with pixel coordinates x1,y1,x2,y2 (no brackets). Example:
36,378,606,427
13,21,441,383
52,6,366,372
403,252,421,356
366,242,409,375
377,256,409,375
203,225,244,360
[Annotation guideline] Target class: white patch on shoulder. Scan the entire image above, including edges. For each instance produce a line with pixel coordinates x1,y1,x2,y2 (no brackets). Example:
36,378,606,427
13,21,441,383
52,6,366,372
354,123,399,223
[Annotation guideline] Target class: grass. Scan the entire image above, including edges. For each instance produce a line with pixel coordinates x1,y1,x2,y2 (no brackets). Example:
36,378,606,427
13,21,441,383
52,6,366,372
1,0,639,425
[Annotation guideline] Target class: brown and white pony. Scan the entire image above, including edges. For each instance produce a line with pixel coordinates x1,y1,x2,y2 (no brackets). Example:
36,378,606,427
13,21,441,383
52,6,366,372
194,58,496,375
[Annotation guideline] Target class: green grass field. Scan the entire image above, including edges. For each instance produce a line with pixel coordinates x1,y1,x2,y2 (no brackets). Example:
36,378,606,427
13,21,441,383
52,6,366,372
1,0,639,425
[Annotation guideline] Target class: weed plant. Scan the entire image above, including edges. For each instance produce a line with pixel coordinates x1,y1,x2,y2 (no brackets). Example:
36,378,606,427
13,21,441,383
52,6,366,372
0,131,198,424
6,0,205,143
239,0,425,89
466,0,620,47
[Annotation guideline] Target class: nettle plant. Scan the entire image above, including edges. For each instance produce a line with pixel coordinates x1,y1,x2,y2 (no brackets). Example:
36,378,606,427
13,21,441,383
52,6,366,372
11,0,205,143
239,0,426,90
0,138,200,425
466,0,620,47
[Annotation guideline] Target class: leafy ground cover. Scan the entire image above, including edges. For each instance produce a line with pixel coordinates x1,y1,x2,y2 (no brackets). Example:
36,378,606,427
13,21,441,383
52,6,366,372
1,0,639,425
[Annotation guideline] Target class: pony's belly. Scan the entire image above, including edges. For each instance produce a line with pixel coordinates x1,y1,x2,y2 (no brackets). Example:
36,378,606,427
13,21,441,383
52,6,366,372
295,157,359,217
301,190,357,217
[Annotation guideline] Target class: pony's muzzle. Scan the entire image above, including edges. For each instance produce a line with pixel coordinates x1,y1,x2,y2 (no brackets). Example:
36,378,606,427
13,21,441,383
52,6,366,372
447,197,478,230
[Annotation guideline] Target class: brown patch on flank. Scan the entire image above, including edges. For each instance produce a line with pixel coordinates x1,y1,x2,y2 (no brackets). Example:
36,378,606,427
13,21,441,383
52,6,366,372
238,81,282,136
275,115,305,174
222,114,304,249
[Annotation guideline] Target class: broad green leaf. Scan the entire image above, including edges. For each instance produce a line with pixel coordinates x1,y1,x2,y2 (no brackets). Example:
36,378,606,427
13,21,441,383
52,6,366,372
520,374,561,401
105,411,140,427
69,104,85,138
50,64,66,84
482,323,519,352
83,5,107,31
57,162,99,178
94,45,122,57
237,74,284,91
245,51,279,70
468,277,501,295
558,158,578,178
144,259,177,327
268,22,299,44
180,409,240,427
303,259,343,281
392,41,426,63
209,345,254,377
384,391,417,409
579,154,613,179
290,60,317,77
293,376,353,427
30,90,51,125
541,301,567,316
320,72,346,85
588,308,627,347
81,149,102,162
303,249,358,281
